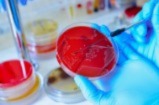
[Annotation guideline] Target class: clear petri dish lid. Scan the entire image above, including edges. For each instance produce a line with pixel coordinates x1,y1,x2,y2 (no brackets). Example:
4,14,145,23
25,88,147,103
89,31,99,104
44,67,85,104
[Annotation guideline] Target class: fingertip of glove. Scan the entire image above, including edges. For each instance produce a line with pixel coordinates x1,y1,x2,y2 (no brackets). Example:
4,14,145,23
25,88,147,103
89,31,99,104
91,23,100,31
74,75,82,82
74,75,86,86
100,25,111,36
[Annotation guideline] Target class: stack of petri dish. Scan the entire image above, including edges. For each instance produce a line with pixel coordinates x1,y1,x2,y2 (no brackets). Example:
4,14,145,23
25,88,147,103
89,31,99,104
25,19,58,59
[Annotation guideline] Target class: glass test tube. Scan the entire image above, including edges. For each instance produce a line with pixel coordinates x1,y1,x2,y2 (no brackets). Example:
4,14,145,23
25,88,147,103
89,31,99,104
5,0,38,70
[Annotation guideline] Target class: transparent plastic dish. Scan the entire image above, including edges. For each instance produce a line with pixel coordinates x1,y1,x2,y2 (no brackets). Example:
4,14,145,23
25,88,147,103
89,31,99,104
56,23,118,79
44,67,85,104
0,59,42,105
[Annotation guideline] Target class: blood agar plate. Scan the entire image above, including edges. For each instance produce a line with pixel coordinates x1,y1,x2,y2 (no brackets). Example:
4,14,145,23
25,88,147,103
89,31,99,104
56,23,118,78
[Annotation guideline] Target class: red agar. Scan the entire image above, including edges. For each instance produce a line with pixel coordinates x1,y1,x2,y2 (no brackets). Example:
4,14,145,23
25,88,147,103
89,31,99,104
0,60,32,88
57,26,116,77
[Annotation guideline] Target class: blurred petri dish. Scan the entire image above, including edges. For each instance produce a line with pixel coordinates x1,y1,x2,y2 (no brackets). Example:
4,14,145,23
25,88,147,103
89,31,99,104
110,0,135,8
25,19,58,59
0,59,42,105
44,67,85,104
56,23,118,79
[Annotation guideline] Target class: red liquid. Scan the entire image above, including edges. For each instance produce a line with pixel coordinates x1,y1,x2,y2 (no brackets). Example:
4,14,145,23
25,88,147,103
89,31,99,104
0,60,32,88
27,41,56,54
57,26,116,77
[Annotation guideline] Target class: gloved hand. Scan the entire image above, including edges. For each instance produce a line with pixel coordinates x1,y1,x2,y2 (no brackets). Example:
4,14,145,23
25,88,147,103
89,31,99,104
0,0,28,11
74,1,159,105
115,0,159,66
74,38,159,105
75,58,159,105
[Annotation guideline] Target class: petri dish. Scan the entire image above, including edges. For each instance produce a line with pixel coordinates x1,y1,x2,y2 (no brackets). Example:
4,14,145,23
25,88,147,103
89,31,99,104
25,19,58,59
44,67,85,104
0,59,42,105
56,23,118,79
109,0,135,8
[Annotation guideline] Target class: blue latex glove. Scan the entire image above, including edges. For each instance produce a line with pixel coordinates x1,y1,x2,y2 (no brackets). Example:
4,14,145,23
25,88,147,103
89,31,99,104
115,0,159,66
0,0,27,11
75,58,159,105
74,42,159,105
74,1,159,105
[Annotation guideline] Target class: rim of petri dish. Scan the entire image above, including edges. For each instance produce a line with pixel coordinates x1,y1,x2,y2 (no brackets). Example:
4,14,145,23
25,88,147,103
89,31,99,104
56,22,119,80
44,68,85,104
0,73,43,105
0,59,33,88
